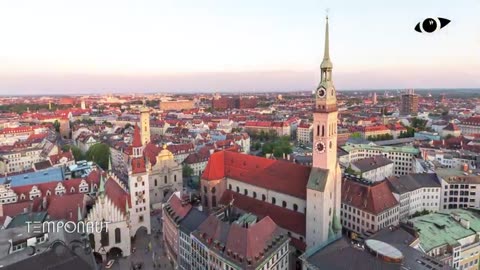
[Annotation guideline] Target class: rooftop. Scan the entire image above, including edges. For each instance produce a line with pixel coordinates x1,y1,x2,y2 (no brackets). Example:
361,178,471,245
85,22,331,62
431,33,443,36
351,155,393,172
0,167,64,187
342,144,420,155
410,209,480,252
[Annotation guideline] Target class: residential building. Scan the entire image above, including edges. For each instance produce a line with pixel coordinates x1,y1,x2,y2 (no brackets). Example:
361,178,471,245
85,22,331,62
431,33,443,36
442,123,462,138
159,100,195,111
191,212,290,270
340,143,420,176
341,176,399,239
458,116,480,136
410,209,480,269
350,155,394,182
437,169,480,210
387,173,441,220
297,123,313,145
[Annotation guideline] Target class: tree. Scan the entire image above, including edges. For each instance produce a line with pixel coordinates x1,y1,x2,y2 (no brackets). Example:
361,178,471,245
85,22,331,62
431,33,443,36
252,142,262,151
399,127,415,138
182,164,194,178
62,145,85,161
86,143,111,170
350,132,362,139
411,117,428,131
261,136,292,158
53,120,61,133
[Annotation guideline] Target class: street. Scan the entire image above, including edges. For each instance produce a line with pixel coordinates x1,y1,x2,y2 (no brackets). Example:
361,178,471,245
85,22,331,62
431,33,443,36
103,211,173,270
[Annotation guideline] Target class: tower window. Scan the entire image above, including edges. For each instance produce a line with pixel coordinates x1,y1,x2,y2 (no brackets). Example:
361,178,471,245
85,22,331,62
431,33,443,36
282,201,287,208
322,125,325,137
293,204,298,212
272,197,276,205
317,125,320,136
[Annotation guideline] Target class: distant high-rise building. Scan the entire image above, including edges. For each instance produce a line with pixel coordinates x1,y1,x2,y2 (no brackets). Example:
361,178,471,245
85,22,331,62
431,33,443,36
400,89,419,116
372,92,377,105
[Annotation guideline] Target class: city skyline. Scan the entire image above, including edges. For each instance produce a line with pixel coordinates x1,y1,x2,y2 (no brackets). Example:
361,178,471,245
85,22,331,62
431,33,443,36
1,0,479,94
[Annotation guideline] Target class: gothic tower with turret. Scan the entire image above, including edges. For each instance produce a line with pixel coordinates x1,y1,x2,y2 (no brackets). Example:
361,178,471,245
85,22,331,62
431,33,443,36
306,17,342,249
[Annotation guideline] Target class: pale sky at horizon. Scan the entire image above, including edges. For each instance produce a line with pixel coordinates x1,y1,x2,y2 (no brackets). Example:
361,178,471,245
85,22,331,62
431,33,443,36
0,0,479,94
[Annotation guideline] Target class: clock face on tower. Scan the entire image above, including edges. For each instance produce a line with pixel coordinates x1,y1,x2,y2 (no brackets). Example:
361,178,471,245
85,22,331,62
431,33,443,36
137,176,142,182
317,87,326,98
316,141,326,153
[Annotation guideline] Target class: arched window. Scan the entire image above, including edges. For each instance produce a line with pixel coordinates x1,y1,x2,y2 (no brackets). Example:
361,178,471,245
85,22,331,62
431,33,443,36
204,195,209,207
212,195,217,207
282,201,287,208
154,179,157,186
322,125,325,137
253,192,257,199
244,189,248,196
229,184,232,190
203,186,207,193
262,194,266,201
236,187,240,193
271,197,276,205
211,187,216,194
293,204,298,212
174,175,177,182
115,228,121,243
88,233,95,250
317,125,320,136
164,175,167,184
100,227,109,246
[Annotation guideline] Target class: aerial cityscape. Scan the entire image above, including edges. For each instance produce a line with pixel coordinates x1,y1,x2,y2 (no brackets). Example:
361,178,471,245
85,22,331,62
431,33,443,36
1,1,480,270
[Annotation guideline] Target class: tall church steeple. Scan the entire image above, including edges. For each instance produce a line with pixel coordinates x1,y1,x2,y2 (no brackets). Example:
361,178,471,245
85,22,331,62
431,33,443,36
316,16,336,114
306,16,342,249
313,16,338,170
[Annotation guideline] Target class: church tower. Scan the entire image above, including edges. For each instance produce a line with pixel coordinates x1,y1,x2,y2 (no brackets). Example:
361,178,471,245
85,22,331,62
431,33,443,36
128,125,151,235
140,101,150,146
313,16,337,171
306,17,342,249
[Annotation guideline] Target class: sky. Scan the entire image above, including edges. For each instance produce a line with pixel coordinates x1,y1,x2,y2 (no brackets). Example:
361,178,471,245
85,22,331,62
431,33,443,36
0,0,479,95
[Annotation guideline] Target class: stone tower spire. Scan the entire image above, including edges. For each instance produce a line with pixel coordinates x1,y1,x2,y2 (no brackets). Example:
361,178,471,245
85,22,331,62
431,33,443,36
321,16,332,69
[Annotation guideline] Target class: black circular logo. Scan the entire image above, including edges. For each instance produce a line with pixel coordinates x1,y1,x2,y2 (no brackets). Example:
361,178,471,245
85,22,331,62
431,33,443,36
422,18,437,33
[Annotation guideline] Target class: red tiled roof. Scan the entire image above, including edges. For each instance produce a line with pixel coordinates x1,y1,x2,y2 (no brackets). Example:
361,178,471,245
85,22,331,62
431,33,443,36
226,216,280,259
47,193,86,221
49,151,74,165
220,190,306,236
132,124,142,147
167,194,192,219
341,179,398,215
105,177,131,214
203,151,311,199
0,126,35,135
443,123,460,131
461,116,480,126
362,125,389,132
